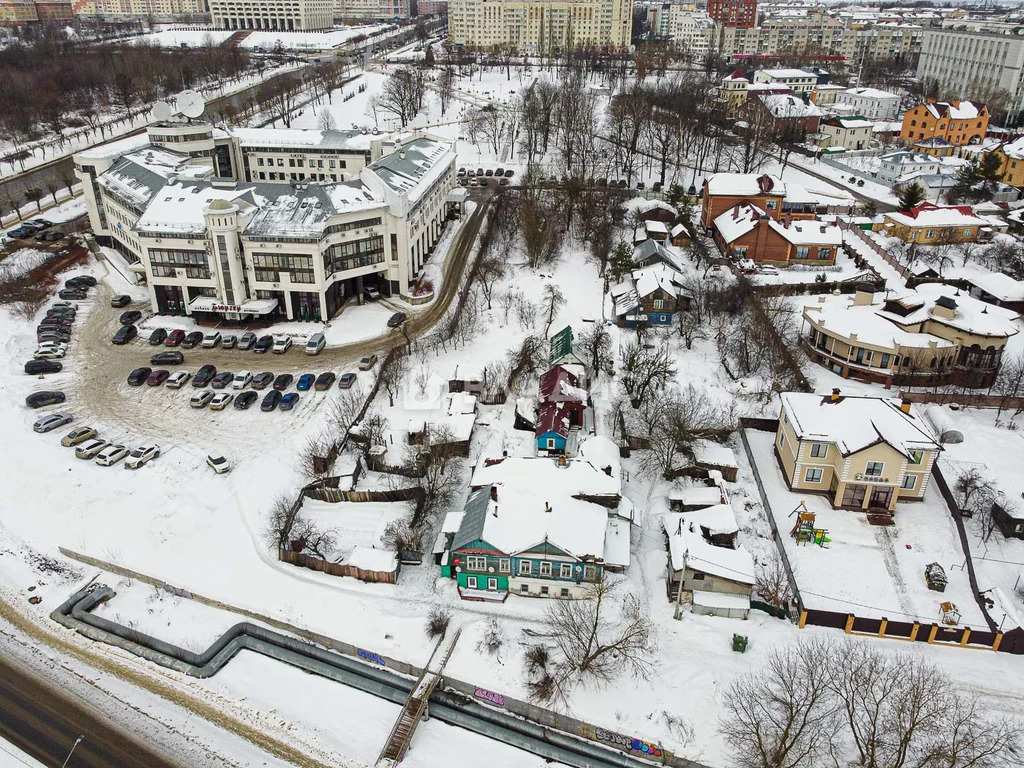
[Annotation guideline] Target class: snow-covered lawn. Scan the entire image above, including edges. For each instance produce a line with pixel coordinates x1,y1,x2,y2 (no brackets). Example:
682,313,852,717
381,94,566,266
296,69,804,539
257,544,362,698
126,25,393,51
747,248,875,286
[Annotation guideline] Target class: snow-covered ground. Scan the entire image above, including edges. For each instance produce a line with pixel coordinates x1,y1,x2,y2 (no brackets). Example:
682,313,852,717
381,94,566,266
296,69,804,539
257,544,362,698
126,25,393,51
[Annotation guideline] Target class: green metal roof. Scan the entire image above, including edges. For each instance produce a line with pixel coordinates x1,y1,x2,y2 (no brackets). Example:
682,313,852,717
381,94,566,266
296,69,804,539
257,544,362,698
452,484,492,552
549,325,574,365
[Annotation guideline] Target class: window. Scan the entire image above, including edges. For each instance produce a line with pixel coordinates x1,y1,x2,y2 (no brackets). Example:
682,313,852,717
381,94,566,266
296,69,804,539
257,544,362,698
540,562,552,577
865,461,884,477
901,475,917,490
925,230,935,239
795,246,810,259
963,228,972,237
810,442,828,458
499,558,510,573
908,450,924,465
466,555,486,571
766,199,778,210
546,438,556,449
467,576,478,589
560,588,570,597
583,565,596,581
881,353,891,368
805,468,823,483
653,299,664,310
257,157,264,166
520,584,529,593
559,563,572,578
519,560,532,576
540,586,549,596
692,571,706,581
733,246,747,258
487,577,498,590
818,247,832,260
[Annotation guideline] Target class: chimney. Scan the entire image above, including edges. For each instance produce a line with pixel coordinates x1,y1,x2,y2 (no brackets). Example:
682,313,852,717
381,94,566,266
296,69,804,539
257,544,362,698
544,502,552,513
900,399,912,415
830,388,841,403
853,283,876,306
733,204,740,219
602,465,612,477
492,505,498,517
490,486,498,502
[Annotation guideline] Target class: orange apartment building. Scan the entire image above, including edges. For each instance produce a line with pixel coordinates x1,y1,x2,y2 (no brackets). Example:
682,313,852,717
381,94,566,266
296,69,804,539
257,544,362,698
899,100,989,147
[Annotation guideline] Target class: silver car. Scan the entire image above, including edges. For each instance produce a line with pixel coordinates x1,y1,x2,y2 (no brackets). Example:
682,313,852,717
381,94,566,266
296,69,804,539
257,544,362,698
33,412,73,433
237,331,257,350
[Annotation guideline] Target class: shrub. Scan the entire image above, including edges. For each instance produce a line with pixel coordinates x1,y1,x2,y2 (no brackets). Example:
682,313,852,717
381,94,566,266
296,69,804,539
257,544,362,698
425,606,451,639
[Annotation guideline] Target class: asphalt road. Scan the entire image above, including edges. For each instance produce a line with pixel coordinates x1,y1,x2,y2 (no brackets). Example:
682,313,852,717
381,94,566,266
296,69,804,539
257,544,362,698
0,654,183,768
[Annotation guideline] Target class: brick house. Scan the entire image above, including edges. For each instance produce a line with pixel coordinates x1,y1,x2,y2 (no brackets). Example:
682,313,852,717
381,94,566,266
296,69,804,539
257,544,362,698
899,100,989,147
751,93,824,137
701,172,818,229
712,202,842,266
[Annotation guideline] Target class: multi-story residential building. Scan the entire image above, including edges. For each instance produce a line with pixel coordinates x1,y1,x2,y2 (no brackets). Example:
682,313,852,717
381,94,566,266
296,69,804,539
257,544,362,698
74,124,455,321
753,67,817,94
918,27,1024,123
667,6,712,59
0,0,37,22
834,87,901,121
416,0,445,14
993,136,1024,189
899,100,989,147
336,0,409,21
818,115,874,151
707,0,755,29
447,0,631,53
71,0,204,17
210,0,333,30
801,283,1019,389
876,150,943,185
700,172,818,229
775,390,941,512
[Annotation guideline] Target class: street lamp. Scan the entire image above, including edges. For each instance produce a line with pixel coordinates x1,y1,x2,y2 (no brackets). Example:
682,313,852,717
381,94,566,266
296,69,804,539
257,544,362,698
61,736,84,768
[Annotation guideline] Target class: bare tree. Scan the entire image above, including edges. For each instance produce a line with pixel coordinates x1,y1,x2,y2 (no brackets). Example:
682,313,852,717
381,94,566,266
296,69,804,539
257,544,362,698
633,385,735,479
317,109,337,131
577,324,612,378
755,550,792,612
328,385,365,437
380,353,408,407
952,466,998,523
408,425,462,525
476,255,505,310
620,341,676,408
541,284,565,337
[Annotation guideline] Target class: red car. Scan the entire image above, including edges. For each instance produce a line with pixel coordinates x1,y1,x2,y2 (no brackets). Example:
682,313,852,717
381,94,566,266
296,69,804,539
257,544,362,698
165,329,186,346
146,369,170,387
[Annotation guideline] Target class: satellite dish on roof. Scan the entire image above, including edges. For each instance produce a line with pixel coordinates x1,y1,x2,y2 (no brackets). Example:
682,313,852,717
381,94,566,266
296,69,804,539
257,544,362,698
151,100,173,122
175,90,206,119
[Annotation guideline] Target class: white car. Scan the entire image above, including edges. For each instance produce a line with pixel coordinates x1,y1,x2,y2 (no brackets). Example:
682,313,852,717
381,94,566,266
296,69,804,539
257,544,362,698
737,258,756,273
33,412,73,433
35,344,68,360
206,454,231,474
759,265,780,276
75,438,110,460
95,444,129,466
190,390,215,408
209,392,234,410
272,335,292,354
166,370,191,389
202,331,221,349
124,444,160,469
305,333,325,356
232,370,253,390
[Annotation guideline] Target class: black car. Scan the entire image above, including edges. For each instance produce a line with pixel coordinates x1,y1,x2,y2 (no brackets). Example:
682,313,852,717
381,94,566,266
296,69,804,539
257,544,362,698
44,311,75,322
260,390,282,412
25,359,62,375
387,312,407,328
37,324,69,334
65,278,92,291
110,295,131,308
127,367,152,386
119,310,142,325
272,373,293,391
338,372,357,389
7,225,35,239
251,371,274,390
150,351,184,366
234,390,259,410
71,275,96,287
314,372,336,391
111,325,138,345
211,372,234,389
36,230,65,242
181,331,203,349
38,332,71,344
192,364,217,387
253,335,273,354
59,290,86,301
148,328,168,345
25,391,65,408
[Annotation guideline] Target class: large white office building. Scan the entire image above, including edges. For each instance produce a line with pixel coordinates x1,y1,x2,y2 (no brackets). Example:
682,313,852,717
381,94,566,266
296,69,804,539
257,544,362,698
75,123,456,322
209,0,334,30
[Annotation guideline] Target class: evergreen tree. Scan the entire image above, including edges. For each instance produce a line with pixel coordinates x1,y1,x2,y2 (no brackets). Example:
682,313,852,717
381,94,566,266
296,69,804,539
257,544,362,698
666,182,685,208
609,241,634,281
895,181,926,211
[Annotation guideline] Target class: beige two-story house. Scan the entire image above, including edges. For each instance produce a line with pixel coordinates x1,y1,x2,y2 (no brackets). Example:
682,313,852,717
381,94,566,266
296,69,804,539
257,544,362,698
775,391,941,511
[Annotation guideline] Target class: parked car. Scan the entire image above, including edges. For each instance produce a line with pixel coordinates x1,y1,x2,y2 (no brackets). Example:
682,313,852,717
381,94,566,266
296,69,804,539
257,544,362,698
29,218,54,229
119,310,142,325
207,454,232,474
232,371,253,389
469,178,479,188
148,328,168,345
192,364,217,387
38,333,71,345
500,178,509,186
221,334,237,349
314,372,336,391
358,355,378,371
295,373,315,391
759,265,780,276
338,372,357,389
211,372,234,389
279,392,300,411
146,369,170,387
164,329,186,346
476,167,484,176
24,359,62,375
504,169,514,178
479,177,489,187
182,331,204,349
736,258,757,273
253,335,273,354
61,426,97,447
485,169,494,177
34,347,67,360
233,391,259,410
209,392,234,410
95,444,129,466
260,390,282,412
33,412,73,433
7,225,35,239
150,350,184,366
495,167,504,176
190,390,215,408
457,167,466,177
59,289,86,301
272,373,293,391
111,325,137,345
26,391,65,408
127,367,151,386
305,333,326,355
202,331,221,349
110,295,132,308
36,230,65,242
251,371,274,390
75,438,110,460
166,370,191,389
364,286,381,301
42,317,73,327
387,312,407,328
237,331,257,350
124,444,160,469
272,335,292,354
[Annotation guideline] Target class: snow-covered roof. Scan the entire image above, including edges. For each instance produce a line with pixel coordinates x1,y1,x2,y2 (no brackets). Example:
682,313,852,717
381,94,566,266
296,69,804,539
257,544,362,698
363,136,455,205
341,545,398,572
713,201,762,243
713,203,841,246
760,94,825,119
632,239,685,272
664,503,739,538
666,525,754,585
535,402,572,438
827,116,875,130
881,283,1020,338
780,391,940,458
961,270,1024,303
75,132,153,162
135,181,257,235
245,183,383,239
604,517,631,568
578,435,620,478
230,127,372,152
668,485,724,507
923,100,984,121
760,67,815,79
705,173,786,198
884,204,988,230
691,439,738,469
645,220,669,234
1000,136,1024,161
840,87,899,100
803,292,956,350
539,365,583,402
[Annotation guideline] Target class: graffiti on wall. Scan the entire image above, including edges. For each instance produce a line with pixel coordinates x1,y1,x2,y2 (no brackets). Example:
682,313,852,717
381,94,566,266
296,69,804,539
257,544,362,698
595,727,663,758
473,688,505,707
357,648,386,666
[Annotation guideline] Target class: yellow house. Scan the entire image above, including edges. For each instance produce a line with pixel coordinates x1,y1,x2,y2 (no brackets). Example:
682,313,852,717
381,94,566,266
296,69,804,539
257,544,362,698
775,391,941,511
882,202,989,244
993,137,1024,189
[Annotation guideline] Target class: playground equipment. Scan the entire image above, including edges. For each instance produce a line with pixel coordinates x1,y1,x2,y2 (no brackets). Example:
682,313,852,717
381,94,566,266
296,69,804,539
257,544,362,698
789,502,831,547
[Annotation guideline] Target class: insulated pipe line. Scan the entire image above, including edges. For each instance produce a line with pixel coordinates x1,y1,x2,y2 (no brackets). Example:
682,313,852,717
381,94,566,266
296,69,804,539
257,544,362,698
52,587,681,768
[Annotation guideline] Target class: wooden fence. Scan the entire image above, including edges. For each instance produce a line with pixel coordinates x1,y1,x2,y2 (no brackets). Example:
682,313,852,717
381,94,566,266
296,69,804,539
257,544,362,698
278,549,398,584
897,389,1024,411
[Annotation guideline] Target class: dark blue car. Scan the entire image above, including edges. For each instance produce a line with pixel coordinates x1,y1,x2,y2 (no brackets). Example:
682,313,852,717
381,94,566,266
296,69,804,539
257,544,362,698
296,373,315,391
280,392,300,411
